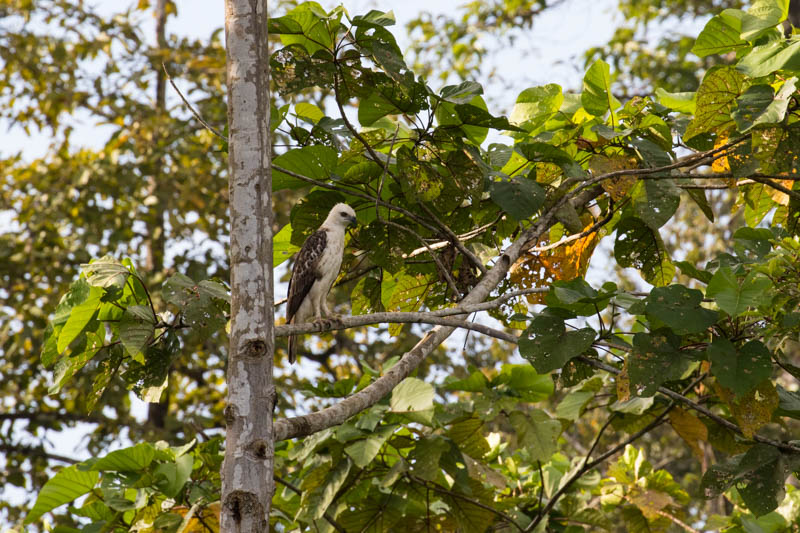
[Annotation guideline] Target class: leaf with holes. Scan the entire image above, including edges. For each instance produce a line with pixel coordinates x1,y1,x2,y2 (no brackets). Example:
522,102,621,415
629,330,691,397
708,338,773,397
645,284,717,335
692,11,747,57
706,268,773,317
509,409,560,462
684,66,748,140
489,176,544,221
631,179,681,230
614,217,675,286
518,314,595,373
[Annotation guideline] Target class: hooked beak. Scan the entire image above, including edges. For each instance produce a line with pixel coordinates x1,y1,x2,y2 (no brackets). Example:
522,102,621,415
347,214,358,226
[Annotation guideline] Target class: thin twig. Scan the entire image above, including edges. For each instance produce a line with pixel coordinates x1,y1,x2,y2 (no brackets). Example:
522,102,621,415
578,355,800,454
419,202,487,275
162,62,226,140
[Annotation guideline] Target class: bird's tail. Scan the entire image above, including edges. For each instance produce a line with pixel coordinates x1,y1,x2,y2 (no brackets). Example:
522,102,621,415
288,316,297,364
288,334,297,364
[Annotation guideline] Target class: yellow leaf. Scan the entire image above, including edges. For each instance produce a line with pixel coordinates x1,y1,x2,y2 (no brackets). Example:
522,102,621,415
589,153,638,201
616,363,631,403
712,134,731,173
510,216,601,304
717,380,779,439
669,407,708,460
629,489,672,520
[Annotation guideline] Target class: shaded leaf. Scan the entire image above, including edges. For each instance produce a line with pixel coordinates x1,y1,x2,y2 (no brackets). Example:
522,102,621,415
519,314,595,373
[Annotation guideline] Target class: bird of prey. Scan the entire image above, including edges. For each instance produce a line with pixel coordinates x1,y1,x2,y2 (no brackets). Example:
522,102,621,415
286,203,357,363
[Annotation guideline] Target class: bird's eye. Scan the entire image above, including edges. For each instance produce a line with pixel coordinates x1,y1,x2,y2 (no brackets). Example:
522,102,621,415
340,212,347,217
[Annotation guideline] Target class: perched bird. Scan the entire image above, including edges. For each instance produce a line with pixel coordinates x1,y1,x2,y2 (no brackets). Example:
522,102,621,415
286,203,357,363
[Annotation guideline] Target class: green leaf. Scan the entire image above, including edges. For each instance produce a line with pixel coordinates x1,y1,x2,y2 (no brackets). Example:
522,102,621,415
707,338,773,397
154,453,194,499
737,40,800,78
509,409,560,462
25,465,100,524
645,285,717,335
273,223,300,267
390,377,434,412
741,0,789,41
272,2,335,56
351,9,396,28
582,59,620,117
556,390,595,420
706,267,773,316
272,145,338,190
610,396,655,414
298,457,352,522
629,330,692,397
120,306,155,360
732,79,797,132
445,370,489,392
692,11,747,57
685,187,715,223
81,256,130,288
162,273,197,307
509,84,563,133
345,425,395,469
440,81,483,104
631,179,681,230
91,443,156,472
57,285,102,354
516,142,586,179
489,176,544,221
518,314,595,373
497,364,554,401
409,436,448,481
447,417,490,458
684,66,748,141
655,88,696,114
737,444,788,516
294,102,325,124
614,217,675,286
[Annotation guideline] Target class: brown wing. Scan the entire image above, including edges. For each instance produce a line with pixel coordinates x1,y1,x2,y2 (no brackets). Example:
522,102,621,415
286,229,327,322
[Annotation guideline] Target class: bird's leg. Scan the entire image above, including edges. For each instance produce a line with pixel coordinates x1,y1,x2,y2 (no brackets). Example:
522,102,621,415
311,296,334,329
322,300,344,328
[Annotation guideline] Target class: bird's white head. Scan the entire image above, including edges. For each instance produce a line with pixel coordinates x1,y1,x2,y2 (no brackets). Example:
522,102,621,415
322,203,358,230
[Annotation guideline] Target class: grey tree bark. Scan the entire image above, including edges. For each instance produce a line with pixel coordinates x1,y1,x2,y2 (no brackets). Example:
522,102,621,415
221,0,274,531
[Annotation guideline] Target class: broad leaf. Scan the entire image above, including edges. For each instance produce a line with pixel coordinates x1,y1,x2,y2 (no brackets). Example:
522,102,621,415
518,314,595,373
25,465,100,524
91,443,156,472
273,145,338,190
706,267,773,316
582,59,620,117
708,338,773,397
489,176,544,221
614,217,675,286
692,11,747,57
644,285,717,335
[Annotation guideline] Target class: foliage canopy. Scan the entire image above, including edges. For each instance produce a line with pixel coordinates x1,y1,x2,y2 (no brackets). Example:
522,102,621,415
4,0,800,531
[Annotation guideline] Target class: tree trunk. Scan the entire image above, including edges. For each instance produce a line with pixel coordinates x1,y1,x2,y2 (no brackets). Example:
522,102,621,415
147,0,169,430
221,0,275,532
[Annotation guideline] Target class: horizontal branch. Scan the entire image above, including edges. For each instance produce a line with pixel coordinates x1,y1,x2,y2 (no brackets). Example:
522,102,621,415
0,443,78,464
276,313,517,342
272,187,606,441
275,287,547,336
